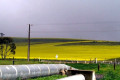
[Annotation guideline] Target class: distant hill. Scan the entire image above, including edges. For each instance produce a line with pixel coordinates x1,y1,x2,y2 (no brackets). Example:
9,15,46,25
13,37,87,43
12,37,88,46
12,37,120,46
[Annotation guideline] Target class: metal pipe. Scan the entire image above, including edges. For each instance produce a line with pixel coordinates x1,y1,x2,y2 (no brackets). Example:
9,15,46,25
57,74,85,80
0,64,70,80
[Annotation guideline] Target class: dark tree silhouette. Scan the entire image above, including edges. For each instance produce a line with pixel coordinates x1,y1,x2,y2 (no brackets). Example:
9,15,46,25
0,37,16,59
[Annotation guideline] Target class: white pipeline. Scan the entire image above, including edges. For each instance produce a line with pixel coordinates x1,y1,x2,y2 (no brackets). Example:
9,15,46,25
0,64,70,80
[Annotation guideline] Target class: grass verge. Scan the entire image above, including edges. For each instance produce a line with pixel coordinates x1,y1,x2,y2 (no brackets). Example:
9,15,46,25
28,75,66,80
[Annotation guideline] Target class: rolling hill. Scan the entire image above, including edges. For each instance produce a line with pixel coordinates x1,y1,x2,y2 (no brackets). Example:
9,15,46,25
10,37,120,60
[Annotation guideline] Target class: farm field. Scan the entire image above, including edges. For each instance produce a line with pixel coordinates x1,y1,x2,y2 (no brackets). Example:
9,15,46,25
12,38,120,60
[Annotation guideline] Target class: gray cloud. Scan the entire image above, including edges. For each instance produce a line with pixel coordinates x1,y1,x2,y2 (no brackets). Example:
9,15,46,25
0,0,120,41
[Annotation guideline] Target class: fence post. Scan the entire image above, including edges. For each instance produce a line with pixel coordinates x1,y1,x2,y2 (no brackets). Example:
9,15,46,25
77,60,78,63
114,62,116,70
98,64,100,71
84,61,86,64
34,58,35,62
39,57,40,62
115,59,116,63
102,61,104,63
95,58,97,64
47,60,49,64
89,59,91,64
13,57,15,65
72,60,73,63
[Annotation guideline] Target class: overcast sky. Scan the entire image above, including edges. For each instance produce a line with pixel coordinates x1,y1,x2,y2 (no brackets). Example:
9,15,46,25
0,0,120,41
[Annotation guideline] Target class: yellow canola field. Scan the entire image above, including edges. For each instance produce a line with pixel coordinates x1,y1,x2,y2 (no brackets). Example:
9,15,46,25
14,42,120,61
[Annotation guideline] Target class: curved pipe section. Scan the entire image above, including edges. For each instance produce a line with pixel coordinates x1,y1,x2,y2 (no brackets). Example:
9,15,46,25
0,64,70,80
57,74,85,80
